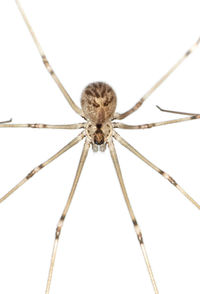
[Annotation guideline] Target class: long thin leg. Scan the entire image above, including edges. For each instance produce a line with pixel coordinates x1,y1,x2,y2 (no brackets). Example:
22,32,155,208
113,114,200,130
0,132,85,204
115,38,200,120
45,139,90,294
15,0,83,117
108,138,159,294
113,131,200,209
0,119,12,124
0,122,85,129
156,105,200,116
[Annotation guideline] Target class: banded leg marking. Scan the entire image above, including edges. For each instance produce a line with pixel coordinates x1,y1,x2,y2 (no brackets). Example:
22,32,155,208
115,37,200,120
113,131,200,209
15,0,83,116
45,139,90,294
113,114,200,130
0,123,86,129
108,139,159,294
0,132,85,204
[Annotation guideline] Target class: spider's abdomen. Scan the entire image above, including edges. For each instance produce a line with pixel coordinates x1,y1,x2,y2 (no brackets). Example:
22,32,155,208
81,82,117,124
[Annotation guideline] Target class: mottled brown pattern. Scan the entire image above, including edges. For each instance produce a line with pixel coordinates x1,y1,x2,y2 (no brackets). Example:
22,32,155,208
81,82,117,124
191,115,199,119
101,83,106,97
97,108,105,123
56,226,61,239
94,129,104,145
168,176,177,186
26,169,35,179
92,101,100,108
135,99,144,109
137,232,144,244
85,122,112,148
85,89,93,97
132,219,137,226
26,164,44,179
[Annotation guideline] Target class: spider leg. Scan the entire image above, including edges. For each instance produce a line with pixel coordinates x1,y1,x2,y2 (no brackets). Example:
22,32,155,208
113,114,200,130
45,139,90,294
0,119,12,124
15,0,83,117
0,132,85,204
115,38,200,120
0,122,86,129
108,138,159,294
113,131,200,209
156,105,200,116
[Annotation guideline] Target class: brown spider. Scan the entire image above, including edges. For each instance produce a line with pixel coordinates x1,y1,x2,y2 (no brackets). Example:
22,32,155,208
0,1,200,293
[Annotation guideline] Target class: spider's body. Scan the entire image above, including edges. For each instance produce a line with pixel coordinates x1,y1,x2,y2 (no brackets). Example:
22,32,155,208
1,1,200,294
85,120,113,152
81,82,116,151
81,82,117,124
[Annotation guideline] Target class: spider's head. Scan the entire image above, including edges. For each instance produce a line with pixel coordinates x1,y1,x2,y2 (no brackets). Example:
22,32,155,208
81,82,117,124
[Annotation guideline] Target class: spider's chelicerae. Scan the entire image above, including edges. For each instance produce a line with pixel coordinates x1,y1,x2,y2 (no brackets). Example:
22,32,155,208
1,1,200,294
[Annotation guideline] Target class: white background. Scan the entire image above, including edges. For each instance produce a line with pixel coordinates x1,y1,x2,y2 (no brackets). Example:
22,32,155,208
0,0,200,293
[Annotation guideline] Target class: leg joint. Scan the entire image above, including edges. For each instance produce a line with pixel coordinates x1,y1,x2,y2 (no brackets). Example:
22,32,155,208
159,170,177,186
167,175,177,186
42,55,54,75
133,220,144,244
55,215,65,239
26,165,44,179
56,226,61,239
185,49,191,56
26,169,36,179
28,123,47,128
134,99,144,111
137,232,144,244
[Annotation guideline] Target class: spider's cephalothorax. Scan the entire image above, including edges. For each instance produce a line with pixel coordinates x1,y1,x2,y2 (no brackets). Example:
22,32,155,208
81,82,116,151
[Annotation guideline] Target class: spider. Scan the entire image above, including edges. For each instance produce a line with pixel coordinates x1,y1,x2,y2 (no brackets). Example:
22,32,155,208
0,1,200,293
